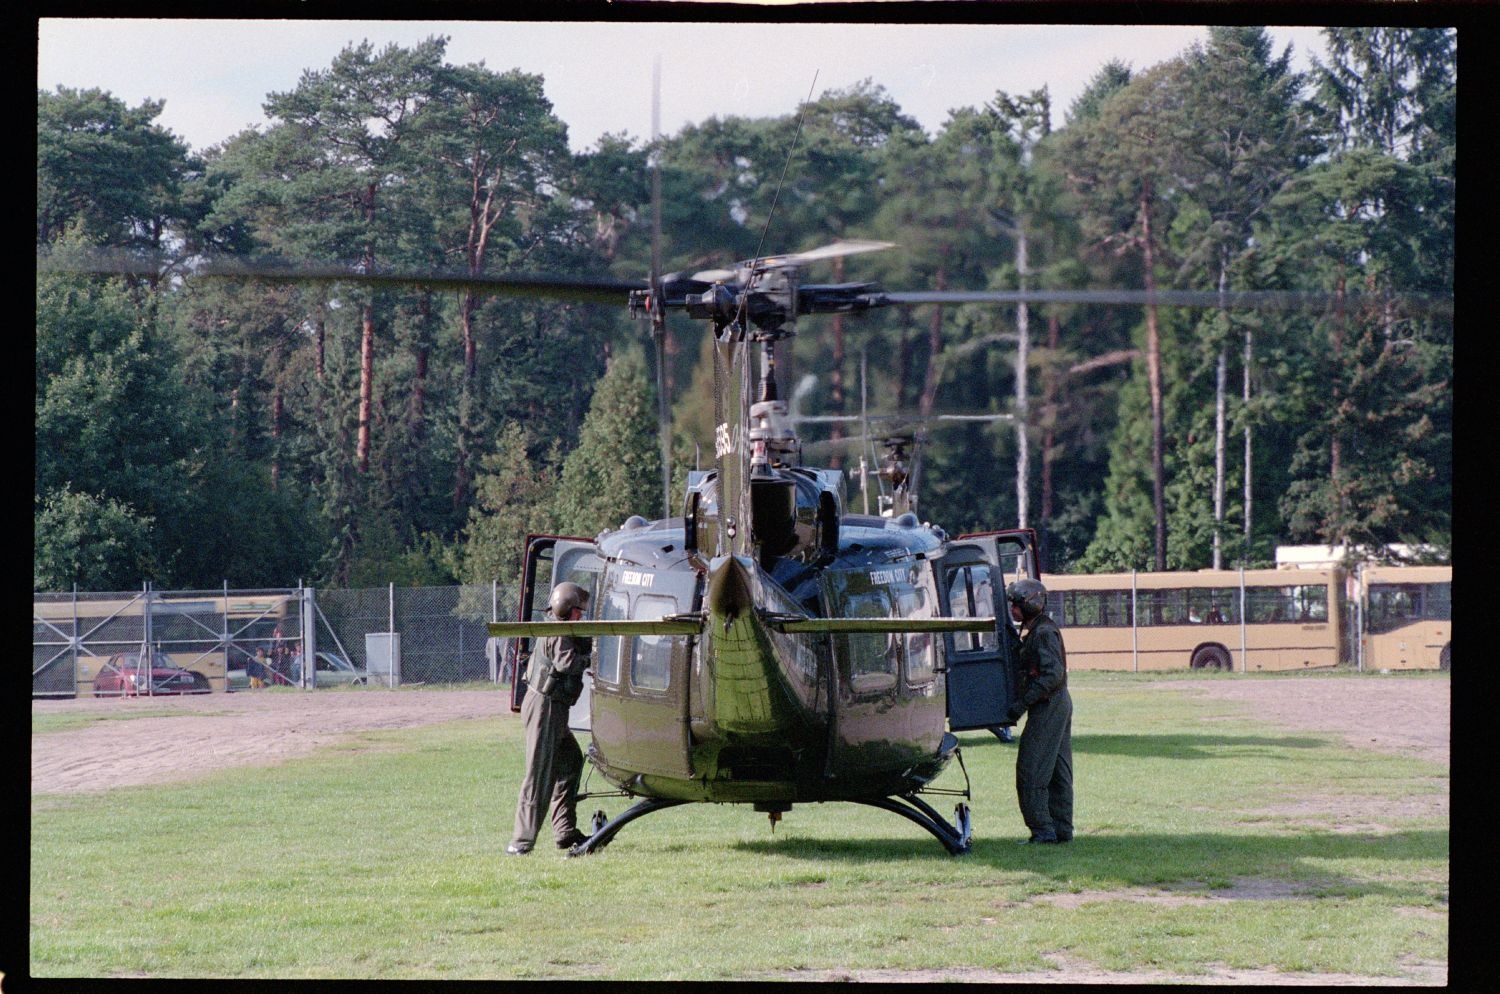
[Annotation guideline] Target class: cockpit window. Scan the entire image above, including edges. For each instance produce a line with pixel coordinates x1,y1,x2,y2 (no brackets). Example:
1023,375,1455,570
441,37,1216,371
900,587,936,684
594,589,630,685
629,594,678,692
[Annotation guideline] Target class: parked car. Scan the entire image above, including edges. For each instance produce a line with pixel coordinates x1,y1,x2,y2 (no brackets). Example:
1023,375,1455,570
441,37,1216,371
226,645,295,690
92,650,212,697
288,651,367,688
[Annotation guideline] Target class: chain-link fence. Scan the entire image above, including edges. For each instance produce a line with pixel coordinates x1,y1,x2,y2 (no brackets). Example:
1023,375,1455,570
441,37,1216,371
33,583,521,697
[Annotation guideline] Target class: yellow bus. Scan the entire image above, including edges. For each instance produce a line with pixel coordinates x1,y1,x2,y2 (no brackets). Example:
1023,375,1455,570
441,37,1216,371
33,591,300,696
1040,568,1343,672
1359,565,1451,671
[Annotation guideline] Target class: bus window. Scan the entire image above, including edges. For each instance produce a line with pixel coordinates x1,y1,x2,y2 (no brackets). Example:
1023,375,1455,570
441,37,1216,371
1138,588,1190,626
1425,582,1452,620
1244,587,1288,623
1291,584,1329,622
628,594,677,692
1187,588,1238,625
1054,589,1133,628
1368,585,1418,632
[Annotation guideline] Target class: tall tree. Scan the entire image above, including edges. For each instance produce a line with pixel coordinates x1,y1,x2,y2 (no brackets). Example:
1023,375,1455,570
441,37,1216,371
1172,27,1319,566
1059,58,1193,569
1256,27,1454,560
250,38,447,476
37,86,194,249
406,63,572,508
551,349,665,537
35,262,200,587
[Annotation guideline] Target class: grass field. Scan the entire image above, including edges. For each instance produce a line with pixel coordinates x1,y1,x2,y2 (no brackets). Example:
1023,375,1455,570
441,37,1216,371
29,674,1448,981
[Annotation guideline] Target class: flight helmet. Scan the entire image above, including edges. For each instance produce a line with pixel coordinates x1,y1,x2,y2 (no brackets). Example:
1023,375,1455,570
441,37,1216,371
548,581,591,619
1006,578,1048,621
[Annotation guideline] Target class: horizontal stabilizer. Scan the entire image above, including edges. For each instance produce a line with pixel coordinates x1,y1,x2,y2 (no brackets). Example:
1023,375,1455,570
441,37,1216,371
766,617,999,635
488,617,703,638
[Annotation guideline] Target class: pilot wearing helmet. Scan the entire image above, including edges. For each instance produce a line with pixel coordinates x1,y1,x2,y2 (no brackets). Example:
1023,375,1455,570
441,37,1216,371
507,581,593,856
1004,577,1074,845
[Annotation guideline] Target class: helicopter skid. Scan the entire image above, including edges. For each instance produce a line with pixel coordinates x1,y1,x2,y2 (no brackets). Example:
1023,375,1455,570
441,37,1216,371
853,794,973,855
565,791,973,857
567,797,690,857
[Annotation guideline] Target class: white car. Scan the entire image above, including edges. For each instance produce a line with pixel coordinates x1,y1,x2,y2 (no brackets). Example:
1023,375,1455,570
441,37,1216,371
288,651,368,688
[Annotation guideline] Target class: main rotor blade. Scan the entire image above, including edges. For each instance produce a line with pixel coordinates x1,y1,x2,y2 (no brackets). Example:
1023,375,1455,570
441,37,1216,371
38,249,645,304
884,288,1452,314
781,239,896,265
692,240,896,282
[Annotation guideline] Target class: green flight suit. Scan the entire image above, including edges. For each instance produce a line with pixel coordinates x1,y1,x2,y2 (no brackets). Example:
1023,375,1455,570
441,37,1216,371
1014,611,1074,840
509,630,591,850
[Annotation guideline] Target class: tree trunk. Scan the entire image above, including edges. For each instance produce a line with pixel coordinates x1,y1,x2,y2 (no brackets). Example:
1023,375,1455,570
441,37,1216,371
896,306,914,411
357,302,374,474
1139,184,1166,571
412,292,430,441
461,289,478,381
828,255,846,469
1242,323,1253,561
356,186,378,475
271,387,283,492
1331,272,1346,507
918,265,947,418
1015,227,1030,529
1213,256,1229,570
1039,313,1060,571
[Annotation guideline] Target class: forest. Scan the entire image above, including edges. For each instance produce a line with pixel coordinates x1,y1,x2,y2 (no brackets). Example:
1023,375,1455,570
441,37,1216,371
35,26,1453,592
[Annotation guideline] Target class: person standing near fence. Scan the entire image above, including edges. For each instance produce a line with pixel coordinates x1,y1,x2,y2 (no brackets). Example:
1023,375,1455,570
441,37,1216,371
248,648,269,689
1003,578,1074,844
506,581,592,856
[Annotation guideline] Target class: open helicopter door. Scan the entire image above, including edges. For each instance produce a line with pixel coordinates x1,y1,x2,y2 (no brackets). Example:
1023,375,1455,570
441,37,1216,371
938,529,1039,731
508,534,603,731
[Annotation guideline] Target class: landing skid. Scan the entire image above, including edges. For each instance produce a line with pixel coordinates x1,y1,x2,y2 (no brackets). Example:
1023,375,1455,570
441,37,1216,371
565,794,972,857
854,795,973,855
567,797,689,857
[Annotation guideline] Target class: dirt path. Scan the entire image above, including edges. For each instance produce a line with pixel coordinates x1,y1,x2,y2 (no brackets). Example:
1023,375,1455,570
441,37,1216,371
1154,675,1449,765
31,688,509,794
31,676,1448,795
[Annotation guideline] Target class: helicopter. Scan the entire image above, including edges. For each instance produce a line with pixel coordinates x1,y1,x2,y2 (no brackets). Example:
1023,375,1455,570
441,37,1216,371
39,229,1446,860
486,237,1039,856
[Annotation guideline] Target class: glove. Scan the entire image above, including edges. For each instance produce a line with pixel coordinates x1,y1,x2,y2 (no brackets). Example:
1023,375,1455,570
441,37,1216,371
1005,701,1026,724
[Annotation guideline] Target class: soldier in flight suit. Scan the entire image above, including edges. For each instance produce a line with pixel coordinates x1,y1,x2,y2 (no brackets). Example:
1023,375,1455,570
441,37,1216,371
506,581,593,856
1003,578,1074,844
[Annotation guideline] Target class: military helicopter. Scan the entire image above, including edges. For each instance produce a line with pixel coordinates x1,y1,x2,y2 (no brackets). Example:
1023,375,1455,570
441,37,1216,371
488,236,1039,856
41,232,1444,856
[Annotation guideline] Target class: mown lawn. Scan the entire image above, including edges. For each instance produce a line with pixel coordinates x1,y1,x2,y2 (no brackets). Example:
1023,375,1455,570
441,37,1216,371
30,673,1448,980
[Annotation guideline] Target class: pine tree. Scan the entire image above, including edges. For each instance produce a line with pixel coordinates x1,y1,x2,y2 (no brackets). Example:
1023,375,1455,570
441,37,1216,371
552,349,666,537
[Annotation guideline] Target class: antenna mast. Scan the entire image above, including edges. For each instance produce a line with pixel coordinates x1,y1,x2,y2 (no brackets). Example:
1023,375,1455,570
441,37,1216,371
651,57,672,519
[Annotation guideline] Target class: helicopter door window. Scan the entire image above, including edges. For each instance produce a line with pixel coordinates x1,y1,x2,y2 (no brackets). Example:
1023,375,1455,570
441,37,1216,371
628,594,678,693
947,565,998,654
594,589,630,686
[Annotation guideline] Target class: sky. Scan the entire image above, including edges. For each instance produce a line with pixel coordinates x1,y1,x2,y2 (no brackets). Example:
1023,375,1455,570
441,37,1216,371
37,19,1333,155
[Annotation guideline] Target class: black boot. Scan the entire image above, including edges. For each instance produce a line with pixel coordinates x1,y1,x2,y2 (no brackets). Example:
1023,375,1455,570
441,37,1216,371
1019,828,1059,844
556,829,589,850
